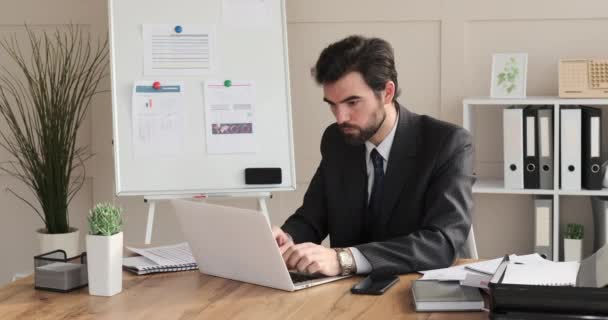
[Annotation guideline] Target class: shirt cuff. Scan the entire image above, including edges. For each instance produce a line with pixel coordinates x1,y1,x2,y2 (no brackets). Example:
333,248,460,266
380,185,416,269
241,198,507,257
350,247,372,274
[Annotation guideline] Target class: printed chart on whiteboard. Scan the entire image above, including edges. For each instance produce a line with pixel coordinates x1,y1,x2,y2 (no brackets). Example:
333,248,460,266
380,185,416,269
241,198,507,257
204,81,257,154
131,81,185,158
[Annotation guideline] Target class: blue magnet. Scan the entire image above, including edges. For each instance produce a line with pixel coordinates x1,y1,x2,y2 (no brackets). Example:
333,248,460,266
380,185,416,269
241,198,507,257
174,25,183,33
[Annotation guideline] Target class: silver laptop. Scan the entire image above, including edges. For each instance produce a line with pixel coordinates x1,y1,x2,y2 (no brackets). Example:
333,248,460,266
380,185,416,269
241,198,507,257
170,199,351,291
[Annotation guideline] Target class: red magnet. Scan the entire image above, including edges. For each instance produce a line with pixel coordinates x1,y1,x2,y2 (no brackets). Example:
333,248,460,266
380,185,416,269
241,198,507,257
152,81,161,90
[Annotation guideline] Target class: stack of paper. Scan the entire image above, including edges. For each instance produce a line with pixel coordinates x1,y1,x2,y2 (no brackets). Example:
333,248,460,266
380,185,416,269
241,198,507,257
419,253,548,289
122,242,198,275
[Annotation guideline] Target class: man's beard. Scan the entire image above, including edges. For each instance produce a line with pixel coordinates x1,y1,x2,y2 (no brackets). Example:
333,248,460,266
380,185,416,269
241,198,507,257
339,102,386,145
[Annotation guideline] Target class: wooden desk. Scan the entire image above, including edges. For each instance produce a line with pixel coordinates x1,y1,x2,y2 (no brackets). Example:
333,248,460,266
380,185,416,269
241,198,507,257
0,265,489,319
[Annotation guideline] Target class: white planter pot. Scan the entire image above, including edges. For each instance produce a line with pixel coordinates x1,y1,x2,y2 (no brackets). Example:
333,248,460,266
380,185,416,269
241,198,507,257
37,227,80,258
563,238,583,261
86,232,123,297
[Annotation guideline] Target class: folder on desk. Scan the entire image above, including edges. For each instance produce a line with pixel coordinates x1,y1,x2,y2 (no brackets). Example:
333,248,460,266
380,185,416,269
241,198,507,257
560,107,582,190
534,196,553,260
524,106,540,189
504,106,525,189
581,107,603,190
489,244,608,318
491,310,608,320
538,107,554,189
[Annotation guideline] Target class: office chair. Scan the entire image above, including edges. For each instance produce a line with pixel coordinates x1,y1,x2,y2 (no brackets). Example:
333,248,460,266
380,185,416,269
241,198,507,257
458,226,479,259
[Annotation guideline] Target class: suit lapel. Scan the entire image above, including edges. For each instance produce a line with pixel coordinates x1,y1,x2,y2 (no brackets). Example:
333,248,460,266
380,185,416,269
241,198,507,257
341,142,367,238
341,143,367,207
373,105,419,238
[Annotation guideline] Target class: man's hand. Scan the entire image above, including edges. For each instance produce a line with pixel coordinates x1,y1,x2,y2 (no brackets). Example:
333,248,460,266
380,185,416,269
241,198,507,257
271,225,294,254
282,242,341,276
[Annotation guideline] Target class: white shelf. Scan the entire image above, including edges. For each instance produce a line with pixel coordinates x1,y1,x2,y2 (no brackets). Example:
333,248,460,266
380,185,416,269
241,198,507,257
464,96,608,261
473,178,608,196
558,189,608,196
473,178,554,195
463,96,608,105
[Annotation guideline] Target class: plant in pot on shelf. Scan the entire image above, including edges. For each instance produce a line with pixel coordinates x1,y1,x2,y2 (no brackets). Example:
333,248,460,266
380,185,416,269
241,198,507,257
564,223,584,261
86,203,123,297
0,26,108,257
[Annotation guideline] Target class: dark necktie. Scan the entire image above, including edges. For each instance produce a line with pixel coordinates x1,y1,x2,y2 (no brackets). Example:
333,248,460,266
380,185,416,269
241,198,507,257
368,148,384,217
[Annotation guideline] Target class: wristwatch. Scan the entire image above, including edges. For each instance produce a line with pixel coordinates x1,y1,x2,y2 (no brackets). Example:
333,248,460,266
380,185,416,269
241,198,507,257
334,248,356,275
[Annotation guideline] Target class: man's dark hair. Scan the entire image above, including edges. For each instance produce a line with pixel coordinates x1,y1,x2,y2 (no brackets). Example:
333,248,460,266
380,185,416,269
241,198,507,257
311,35,400,101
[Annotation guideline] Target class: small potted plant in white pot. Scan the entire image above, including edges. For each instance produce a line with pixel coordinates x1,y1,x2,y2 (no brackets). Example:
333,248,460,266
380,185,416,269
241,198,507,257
564,223,584,261
86,203,123,296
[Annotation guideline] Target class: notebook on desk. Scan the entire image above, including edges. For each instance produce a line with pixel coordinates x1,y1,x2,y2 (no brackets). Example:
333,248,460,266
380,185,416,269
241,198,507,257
495,244,608,288
501,261,580,286
122,243,198,275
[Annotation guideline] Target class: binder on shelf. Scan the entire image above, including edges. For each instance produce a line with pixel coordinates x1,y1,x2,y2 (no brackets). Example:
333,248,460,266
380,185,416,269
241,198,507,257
504,106,525,189
534,196,553,260
560,107,582,190
524,106,540,189
537,107,554,189
581,106,603,190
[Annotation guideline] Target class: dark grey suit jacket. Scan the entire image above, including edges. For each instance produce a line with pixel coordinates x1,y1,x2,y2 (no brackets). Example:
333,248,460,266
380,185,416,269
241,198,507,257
282,104,475,274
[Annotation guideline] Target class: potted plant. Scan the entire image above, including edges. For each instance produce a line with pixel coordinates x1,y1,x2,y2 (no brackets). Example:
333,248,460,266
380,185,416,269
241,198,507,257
564,223,584,261
86,203,123,297
0,26,107,257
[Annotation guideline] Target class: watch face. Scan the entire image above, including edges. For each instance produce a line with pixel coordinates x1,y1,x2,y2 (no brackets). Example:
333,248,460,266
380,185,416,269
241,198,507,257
340,251,353,265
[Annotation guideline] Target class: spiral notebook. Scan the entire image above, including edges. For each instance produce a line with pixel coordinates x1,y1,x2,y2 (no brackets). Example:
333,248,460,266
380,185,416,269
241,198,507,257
501,261,580,286
497,243,608,288
123,242,198,275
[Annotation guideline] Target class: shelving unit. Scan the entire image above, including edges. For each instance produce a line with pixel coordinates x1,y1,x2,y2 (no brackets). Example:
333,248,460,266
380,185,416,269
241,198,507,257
463,96,608,261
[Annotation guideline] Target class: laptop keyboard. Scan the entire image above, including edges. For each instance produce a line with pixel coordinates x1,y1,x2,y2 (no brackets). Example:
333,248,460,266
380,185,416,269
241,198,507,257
289,272,321,284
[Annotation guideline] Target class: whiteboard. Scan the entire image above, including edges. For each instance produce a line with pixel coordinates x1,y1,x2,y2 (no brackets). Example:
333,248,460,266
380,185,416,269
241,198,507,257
108,0,295,196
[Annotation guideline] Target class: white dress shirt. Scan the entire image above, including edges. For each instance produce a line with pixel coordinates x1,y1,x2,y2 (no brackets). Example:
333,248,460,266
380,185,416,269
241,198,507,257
350,112,399,274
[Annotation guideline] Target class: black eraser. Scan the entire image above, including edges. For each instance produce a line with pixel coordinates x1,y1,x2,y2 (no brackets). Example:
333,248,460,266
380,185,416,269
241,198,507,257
245,168,282,185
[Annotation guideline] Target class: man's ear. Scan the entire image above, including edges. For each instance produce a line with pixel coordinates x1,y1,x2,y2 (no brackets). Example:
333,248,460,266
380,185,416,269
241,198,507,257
383,81,396,105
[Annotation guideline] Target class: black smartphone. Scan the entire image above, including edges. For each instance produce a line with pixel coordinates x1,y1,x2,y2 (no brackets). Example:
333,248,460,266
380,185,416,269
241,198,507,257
351,274,400,295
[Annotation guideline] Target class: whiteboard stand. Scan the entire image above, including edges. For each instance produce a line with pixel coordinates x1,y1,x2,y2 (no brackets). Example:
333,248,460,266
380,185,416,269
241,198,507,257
143,192,272,244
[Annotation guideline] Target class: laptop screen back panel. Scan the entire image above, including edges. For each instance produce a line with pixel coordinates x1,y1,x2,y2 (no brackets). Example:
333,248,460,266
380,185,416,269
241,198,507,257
171,200,295,291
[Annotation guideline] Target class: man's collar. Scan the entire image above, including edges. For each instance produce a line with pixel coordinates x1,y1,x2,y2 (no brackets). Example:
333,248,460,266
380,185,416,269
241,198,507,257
365,107,399,161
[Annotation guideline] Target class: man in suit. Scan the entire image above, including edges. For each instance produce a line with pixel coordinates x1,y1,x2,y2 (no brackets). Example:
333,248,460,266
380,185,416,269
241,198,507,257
272,35,475,277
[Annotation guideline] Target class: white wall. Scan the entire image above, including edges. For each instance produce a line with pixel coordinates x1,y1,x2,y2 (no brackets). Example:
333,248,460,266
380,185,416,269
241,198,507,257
2,0,608,286
0,0,108,285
